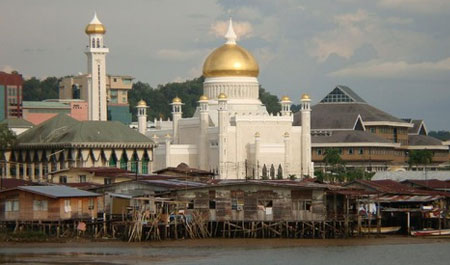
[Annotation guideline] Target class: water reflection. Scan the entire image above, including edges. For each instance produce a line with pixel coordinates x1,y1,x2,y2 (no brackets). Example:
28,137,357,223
1,242,449,265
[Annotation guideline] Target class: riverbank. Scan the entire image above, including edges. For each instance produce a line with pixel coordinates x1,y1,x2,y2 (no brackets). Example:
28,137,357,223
1,235,449,248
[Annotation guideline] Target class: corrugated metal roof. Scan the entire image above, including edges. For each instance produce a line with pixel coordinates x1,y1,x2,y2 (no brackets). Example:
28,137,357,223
140,179,208,188
401,179,450,190
375,194,442,203
22,101,70,109
373,171,450,181
18,185,99,198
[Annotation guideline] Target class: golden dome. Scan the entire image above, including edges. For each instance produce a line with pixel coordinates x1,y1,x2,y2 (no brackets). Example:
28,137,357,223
199,95,208,101
85,24,106,34
85,13,106,34
281,96,291,102
137,100,147,107
218,93,227,100
203,44,259,78
172,97,182,103
301,94,310,100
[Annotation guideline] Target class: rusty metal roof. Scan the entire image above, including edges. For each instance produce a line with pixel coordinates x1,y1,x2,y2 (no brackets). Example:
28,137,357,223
401,179,450,190
375,194,443,203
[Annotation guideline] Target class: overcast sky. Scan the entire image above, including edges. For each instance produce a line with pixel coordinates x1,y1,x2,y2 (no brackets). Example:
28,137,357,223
1,0,449,130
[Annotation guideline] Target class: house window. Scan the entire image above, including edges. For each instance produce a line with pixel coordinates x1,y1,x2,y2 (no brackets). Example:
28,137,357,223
59,176,67,184
104,178,112,185
187,200,194,209
5,199,19,212
33,200,48,211
338,148,343,155
370,128,376,133
64,199,71,213
317,149,323,155
209,200,216,209
348,148,354,155
293,200,312,211
359,148,364,155
79,175,87,183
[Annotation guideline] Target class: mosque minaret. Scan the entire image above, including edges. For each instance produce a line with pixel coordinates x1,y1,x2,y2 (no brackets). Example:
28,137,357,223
138,19,313,179
85,13,109,121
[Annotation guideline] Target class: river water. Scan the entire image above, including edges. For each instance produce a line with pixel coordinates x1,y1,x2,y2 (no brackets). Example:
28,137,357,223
1,241,449,265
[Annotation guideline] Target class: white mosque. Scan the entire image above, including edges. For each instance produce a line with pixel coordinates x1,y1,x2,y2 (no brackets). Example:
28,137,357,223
137,19,313,179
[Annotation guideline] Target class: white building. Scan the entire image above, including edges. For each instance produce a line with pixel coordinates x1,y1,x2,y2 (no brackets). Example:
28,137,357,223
137,19,313,179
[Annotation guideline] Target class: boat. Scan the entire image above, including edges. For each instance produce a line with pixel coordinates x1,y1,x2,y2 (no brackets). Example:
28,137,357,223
353,226,401,234
411,228,450,236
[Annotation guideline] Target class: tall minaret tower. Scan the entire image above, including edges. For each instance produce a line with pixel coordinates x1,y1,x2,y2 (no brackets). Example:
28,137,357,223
136,100,148,135
300,93,312,177
198,95,209,170
217,93,228,179
85,13,109,121
171,97,183,144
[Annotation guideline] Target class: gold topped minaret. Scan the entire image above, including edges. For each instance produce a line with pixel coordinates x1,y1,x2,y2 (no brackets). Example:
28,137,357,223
85,12,109,121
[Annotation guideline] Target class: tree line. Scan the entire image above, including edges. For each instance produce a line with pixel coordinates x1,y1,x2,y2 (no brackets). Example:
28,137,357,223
22,76,293,122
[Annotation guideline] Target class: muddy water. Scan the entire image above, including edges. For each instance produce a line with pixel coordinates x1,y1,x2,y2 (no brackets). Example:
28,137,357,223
1,240,449,265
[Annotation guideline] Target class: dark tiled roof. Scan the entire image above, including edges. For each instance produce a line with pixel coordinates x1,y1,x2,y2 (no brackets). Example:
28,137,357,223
0,179,37,190
408,135,443,146
154,163,213,176
336,85,367,103
409,120,422,134
294,103,407,129
312,130,392,144
17,114,153,146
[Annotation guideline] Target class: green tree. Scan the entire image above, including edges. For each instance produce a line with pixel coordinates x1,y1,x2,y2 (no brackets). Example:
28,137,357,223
22,77,60,101
408,150,433,169
429,130,450,141
0,124,17,151
323,148,344,182
259,86,281,114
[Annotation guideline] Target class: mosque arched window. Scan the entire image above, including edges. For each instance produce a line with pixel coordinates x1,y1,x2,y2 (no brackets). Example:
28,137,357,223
97,38,100,48
92,38,95,48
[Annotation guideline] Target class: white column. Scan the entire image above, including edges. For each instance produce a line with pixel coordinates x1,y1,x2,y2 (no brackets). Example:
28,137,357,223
301,95,312,177
218,94,228,179
171,99,183,144
284,132,290,177
165,134,171,168
254,132,261,179
137,101,148,135
198,97,209,170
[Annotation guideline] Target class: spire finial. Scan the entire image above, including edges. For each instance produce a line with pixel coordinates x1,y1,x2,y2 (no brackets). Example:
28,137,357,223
225,17,237,44
90,11,102,25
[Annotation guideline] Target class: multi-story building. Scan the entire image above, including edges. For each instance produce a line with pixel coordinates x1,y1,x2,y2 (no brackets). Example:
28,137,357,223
59,74,132,124
0,71,23,120
22,99,88,125
294,86,449,172
58,13,133,125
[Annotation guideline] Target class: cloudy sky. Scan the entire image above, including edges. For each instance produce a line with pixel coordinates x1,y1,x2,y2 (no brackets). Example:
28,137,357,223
1,0,449,130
